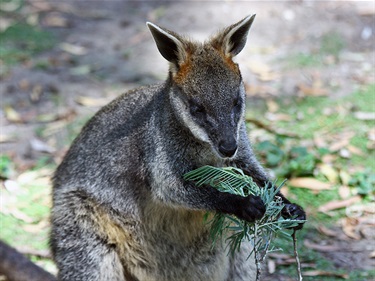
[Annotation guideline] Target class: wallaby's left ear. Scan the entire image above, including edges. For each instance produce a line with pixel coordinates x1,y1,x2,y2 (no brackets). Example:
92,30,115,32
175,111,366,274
212,14,256,57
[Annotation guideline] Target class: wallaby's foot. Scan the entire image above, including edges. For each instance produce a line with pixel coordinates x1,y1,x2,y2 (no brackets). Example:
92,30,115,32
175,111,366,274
237,195,266,222
281,203,306,230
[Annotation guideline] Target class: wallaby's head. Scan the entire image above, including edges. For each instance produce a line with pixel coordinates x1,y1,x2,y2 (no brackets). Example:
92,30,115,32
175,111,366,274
147,15,255,159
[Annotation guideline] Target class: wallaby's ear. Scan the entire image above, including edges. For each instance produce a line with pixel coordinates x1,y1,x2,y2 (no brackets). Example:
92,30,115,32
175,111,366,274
212,14,256,57
147,22,186,66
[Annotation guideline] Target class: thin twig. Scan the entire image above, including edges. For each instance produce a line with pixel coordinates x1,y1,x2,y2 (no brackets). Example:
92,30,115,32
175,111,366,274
292,230,303,281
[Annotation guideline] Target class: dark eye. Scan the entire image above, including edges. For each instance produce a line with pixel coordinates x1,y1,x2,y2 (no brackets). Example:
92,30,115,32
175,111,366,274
190,103,206,118
233,96,242,113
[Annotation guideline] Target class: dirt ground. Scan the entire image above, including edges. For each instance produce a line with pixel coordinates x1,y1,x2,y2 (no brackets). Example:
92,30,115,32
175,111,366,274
1,0,374,279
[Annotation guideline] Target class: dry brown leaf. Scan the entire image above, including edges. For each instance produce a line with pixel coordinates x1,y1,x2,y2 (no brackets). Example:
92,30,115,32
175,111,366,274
338,185,352,199
43,13,69,27
75,96,110,107
339,170,351,186
1,207,34,223
0,134,17,143
304,240,340,252
18,79,30,91
288,178,332,191
266,99,279,113
4,106,23,123
297,83,328,97
304,270,349,279
321,154,337,164
265,112,292,122
313,135,328,148
60,42,88,56
247,61,279,82
245,84,276,97
318,195,361,213
346,145,365,156
342,217,361,240
22,219,49,234
316,225,338,237
329,138,350,152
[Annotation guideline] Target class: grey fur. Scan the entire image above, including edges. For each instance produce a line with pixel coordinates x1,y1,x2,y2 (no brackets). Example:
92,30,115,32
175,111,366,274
51,15,304,281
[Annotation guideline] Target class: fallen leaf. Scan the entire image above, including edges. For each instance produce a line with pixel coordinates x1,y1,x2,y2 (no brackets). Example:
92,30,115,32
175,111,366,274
22,219,49,234
303,270,349,279
60,42,88,56
318,196,361,213
4,106,23,123
339,170,351,186
0,206,34,223
354,111,375,120
18,79,30,91
75,96,110,107
321,154,337,164
43,12,69,27
338,185,352,199
341,217,361,240
266,99,279,113
245,84,276,97
265,112,292,122
297,83,328,96
0,134,17,143
304,240,340,252
329,138,350,152
319,164,339,183
347,145,365,156
247,61,279,82
288,178,332,191
316,225,338,237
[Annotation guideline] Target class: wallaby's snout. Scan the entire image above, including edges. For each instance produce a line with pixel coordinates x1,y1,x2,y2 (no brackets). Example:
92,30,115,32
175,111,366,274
218,137,238,158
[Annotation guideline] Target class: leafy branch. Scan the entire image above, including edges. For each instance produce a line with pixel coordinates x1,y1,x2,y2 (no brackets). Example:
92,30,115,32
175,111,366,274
184,165,305,280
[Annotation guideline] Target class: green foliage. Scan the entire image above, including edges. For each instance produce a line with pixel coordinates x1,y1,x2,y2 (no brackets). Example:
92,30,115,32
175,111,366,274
255,140,319,178
184,166,302,258
349,170,375,198
0,155,14,178
320,32,346,58
0,22,55,65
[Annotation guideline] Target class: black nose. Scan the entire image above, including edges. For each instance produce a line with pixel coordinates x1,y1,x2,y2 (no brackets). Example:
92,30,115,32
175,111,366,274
218,139,238,158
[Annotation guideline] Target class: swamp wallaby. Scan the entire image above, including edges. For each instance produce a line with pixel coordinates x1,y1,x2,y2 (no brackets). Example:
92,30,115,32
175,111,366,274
51,15,305,281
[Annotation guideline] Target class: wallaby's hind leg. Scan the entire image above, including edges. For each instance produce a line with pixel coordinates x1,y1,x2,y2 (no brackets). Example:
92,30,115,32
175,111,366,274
52,227,125,281
51,191,126,281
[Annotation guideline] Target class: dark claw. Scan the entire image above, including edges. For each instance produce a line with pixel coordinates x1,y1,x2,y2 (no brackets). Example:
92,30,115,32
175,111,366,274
281,203,306,230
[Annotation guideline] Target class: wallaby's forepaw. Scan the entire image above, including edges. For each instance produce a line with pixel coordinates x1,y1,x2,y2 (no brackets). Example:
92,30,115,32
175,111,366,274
281,203,306,230
237,195,266,222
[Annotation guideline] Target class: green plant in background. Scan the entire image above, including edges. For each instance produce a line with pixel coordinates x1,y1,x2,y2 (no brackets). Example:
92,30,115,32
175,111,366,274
184,166,304,280
255,140,320,178
0,22,56,65
349,170,375,199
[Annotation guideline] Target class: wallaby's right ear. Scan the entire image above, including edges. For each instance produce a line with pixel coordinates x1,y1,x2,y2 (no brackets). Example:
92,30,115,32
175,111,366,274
147,22,187,67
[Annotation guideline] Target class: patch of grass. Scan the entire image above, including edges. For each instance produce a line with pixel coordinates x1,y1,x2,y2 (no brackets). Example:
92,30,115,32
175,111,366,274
283,31,346,68
320,32,346,58
0,22,56,65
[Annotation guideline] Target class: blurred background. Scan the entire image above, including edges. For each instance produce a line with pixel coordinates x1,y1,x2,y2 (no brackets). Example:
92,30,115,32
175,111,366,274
0,0,374,280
